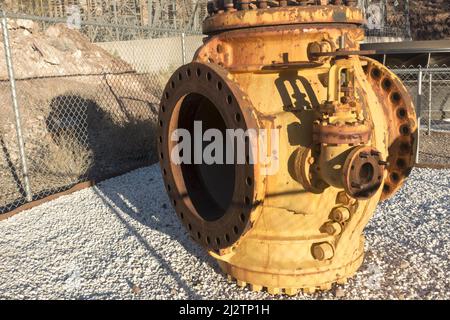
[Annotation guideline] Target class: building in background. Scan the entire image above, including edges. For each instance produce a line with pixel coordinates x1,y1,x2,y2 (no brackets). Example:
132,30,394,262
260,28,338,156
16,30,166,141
1,1,448,41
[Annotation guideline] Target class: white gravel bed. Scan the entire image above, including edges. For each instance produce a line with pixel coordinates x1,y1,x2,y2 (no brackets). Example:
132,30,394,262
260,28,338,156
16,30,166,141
0,164,448,300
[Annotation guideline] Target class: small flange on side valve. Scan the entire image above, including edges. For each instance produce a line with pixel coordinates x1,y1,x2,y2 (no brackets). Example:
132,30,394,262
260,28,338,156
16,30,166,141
158,4,417,295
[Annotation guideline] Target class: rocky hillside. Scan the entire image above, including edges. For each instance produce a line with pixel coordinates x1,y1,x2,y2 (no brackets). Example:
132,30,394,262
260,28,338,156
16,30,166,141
409,0,450,40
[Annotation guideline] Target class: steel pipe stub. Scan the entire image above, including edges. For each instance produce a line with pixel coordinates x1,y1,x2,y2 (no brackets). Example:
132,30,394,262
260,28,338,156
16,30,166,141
157,62,262,251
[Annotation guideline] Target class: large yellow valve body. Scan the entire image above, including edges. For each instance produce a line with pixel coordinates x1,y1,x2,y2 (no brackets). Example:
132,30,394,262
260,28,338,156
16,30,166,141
158,4,417,294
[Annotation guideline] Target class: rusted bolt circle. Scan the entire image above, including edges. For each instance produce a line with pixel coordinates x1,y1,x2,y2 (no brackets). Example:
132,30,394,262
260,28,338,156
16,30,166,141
361,57,418,201
371,68,381,80
157,62,261,250
399,124,410,136
381,78,392,91
397,107,407,119
399,142,411,154
342,146,384,199
390,91,402,105
396,158,407,169
390,172,400,183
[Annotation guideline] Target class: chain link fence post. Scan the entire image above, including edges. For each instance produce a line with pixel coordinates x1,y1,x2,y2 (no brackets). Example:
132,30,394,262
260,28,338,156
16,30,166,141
181,32,186,65
415,67,423,164
1,11,33,202
428,72,432,136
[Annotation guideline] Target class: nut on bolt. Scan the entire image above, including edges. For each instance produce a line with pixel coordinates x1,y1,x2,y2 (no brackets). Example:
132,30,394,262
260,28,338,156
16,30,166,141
312,242,334,261
322,221,342,235
331,206,351,222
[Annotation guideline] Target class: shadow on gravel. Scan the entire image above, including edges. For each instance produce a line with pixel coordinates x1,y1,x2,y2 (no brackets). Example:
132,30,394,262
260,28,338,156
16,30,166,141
92,179,222,298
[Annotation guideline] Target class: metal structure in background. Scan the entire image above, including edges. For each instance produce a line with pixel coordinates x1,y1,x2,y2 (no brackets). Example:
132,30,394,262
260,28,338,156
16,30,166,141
3,11,202,42
1,0,208,35
1,1,413,40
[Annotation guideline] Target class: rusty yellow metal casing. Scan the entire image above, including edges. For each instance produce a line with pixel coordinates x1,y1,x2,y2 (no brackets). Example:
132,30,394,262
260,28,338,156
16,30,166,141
158,4,417,294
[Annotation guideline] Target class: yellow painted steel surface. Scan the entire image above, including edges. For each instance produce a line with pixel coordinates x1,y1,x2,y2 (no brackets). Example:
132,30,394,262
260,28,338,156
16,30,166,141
158,4,417,295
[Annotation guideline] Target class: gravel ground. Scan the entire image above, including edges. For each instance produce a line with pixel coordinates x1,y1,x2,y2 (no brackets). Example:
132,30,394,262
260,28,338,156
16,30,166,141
0,164,448,300
419,131,450,167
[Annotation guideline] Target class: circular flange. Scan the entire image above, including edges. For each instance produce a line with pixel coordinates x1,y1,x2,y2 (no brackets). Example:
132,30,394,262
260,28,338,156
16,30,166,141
203,5,365,34
342,146,385,199
294,146,327,193
361,57,417,200
312,122,371,145
157,62,261,251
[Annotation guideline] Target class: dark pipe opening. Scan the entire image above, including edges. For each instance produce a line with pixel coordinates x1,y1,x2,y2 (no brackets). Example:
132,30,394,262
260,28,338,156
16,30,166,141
177,93,235,221
359,162,374,185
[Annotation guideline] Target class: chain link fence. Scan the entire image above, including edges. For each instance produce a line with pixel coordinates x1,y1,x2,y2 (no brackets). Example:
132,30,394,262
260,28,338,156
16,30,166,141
1,10,449,215
0,12,203,214
392,66,450,167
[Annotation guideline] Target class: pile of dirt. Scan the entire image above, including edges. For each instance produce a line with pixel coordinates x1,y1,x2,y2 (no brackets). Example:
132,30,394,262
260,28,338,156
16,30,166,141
0,20,159,211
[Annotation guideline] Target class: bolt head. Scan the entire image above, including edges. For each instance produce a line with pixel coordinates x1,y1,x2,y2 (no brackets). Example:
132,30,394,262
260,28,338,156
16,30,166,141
312,242,334,261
